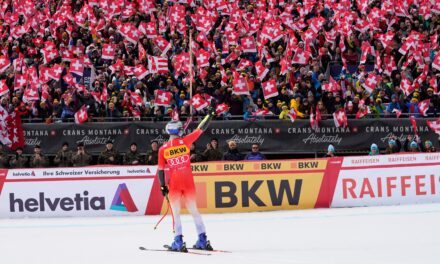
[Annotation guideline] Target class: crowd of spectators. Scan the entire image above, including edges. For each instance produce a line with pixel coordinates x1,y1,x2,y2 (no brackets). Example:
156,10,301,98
0,0,439,125
0,139,269,168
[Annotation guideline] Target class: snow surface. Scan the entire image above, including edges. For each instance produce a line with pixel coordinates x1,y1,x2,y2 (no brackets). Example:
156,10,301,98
1,204,439,264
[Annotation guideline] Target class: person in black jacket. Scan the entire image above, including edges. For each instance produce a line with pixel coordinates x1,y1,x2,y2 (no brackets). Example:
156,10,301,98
223,140,244,161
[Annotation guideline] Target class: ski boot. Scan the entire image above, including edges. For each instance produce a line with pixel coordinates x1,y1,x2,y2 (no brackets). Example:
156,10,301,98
171,235,188,252
193,233,213,251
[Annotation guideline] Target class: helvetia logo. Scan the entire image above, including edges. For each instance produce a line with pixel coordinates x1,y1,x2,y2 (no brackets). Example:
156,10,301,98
110,183,138,212
9,191,105,212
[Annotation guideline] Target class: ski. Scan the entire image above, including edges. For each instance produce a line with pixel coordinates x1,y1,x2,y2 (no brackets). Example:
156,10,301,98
190,248,232,253
139,246,211,256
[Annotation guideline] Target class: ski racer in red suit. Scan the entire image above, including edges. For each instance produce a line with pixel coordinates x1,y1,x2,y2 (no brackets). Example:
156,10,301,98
158,102,215,252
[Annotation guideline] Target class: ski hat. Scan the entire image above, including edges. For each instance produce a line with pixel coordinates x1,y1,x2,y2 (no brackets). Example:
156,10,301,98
370,143,378,152
388,139,396,146
425,140,433,147
328,144,335,153
410,141,418,148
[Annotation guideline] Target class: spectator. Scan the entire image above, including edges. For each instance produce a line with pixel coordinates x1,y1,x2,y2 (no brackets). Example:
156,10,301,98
369,144,380,156
324,145,336,158
54,142,73,167
421,139,438,153
146,140,159,165
0,143,8,168
243,105,256,121
29,145,48,168
202,138,223,161
244,144,266,160
124,143,142,165
385,137,401,154
223,140,244,161
190,143,203,163
9,147,28,168
71,142,92,167
98,140,119,165
404,135,421,152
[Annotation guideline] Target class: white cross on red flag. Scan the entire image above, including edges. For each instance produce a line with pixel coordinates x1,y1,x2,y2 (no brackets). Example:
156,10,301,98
400,75,415,96
0,55,11,73
0,79,9,97
418,99,430,117
262,79,278,99
240,36,257,53
255,61,269,81
427,117,440,135
133,64,149,80
48,64,64,81
74,106,88,124
102,44,116,60
191,94,209,111
216,103,229,116
287,108,297,123
196,49,210,68
432,52,440,71
153,36,171,57
362,74,380,94
14,73,27,90
233,76,249,95
333,108,348,128
155,90,172,106
70,58,84,76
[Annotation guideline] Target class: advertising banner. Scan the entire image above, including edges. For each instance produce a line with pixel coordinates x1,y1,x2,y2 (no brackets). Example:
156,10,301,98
331,153,440,207
0,166,157,218
22,118,439,155
148,159,329,214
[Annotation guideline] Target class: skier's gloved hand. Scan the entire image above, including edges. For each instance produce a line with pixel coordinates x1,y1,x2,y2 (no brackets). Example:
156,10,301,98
207,100,216,117
160,185,169,196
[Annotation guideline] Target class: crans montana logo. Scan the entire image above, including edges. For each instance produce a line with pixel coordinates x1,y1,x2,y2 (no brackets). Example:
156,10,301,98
110,183,138,212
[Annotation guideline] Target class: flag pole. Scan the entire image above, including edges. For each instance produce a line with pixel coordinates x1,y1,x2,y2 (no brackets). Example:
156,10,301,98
189,28,193,116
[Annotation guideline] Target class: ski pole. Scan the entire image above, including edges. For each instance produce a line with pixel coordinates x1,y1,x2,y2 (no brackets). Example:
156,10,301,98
153,194,175,233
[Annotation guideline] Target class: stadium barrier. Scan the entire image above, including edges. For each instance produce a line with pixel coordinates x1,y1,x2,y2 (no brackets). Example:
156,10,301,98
0,153,439,218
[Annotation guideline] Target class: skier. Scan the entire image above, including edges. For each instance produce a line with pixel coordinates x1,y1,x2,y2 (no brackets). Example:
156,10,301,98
157,102,215,252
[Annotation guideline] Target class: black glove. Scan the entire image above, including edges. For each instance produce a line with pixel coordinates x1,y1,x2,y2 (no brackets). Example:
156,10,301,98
160,185,169,197
207,100,216,117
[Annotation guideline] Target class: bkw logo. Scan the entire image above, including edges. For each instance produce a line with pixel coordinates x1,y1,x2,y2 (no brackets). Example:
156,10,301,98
110,183,138,212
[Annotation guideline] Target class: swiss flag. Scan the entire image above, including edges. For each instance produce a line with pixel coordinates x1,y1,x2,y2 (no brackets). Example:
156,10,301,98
14,74,27,90
233,76,249,95
292,49,310,65
0,55,11,73
139,21,157,38
333,108,348,128
153,36,171,56
287,108,297,123
63,72,77,86
48,64,64,81
432,52,440,71
41,47,58,64
138,43,147,60
427,117,440,135
102,44,116,60
22,86,39,103
171,106,179,121
418,99,430,117
129,91,143,106
236,59,253,71
262,79,278,100
74,106,88,124
400,75,414,96
362,74,380,94
155,90,172,106
0,79,9,97
322,77,339,93
191,94,209,111
133,64,149,80
392,108,402,118
241,36,257,53
255,61,269,81
216,103,229,116
70,58,84,76
197,49,210,68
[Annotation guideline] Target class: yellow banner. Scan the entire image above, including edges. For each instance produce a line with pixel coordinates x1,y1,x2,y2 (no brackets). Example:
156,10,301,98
163,159,327,214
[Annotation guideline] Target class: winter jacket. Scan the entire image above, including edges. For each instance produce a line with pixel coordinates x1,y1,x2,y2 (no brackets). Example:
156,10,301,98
223,149,244,161
244,152,266,161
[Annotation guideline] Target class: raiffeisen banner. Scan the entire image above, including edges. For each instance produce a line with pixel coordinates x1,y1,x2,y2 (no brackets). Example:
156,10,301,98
0,166,157,218
331,153,440,207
